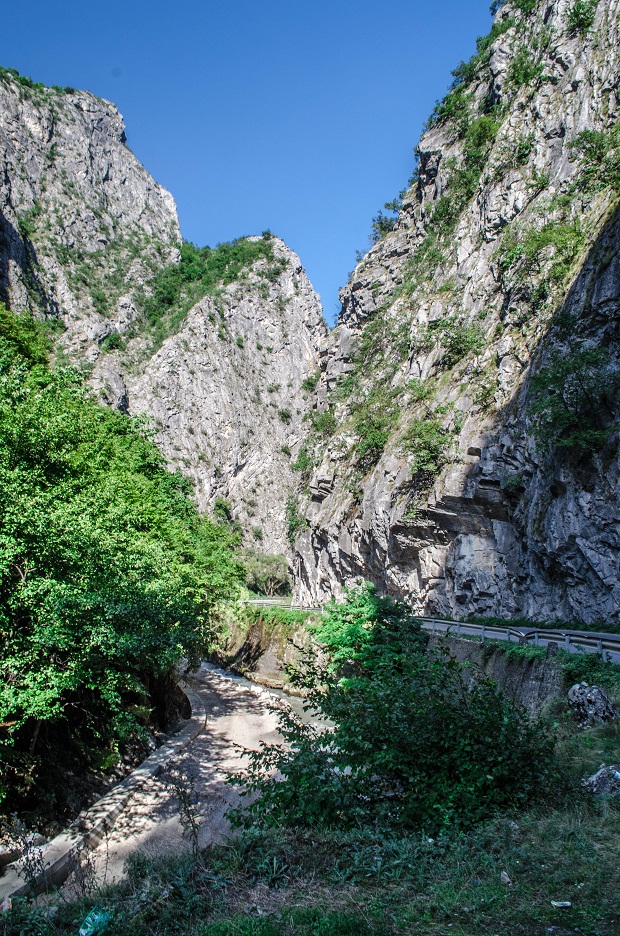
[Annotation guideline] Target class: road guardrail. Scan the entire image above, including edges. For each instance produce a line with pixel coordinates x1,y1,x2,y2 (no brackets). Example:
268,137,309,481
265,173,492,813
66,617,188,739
245,600,620,664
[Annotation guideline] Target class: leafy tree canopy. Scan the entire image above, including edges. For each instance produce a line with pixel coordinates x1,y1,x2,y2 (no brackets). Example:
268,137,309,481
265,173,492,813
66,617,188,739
0,306,242,813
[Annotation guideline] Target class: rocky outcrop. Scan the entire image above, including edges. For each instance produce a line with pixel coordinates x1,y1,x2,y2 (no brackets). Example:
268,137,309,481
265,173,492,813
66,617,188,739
583,763,620,795
428,635,564,715
0,70,180,362
568,682,617,725
0,70,326,554
293,0,620,625
124,238,326,553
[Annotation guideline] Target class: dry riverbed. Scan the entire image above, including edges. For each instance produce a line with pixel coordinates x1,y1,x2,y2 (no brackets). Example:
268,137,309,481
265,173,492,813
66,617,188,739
70,663,284,889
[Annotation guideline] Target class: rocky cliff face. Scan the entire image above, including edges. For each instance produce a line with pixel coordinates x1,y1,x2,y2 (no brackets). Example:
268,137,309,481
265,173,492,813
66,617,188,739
0,70,180,359
0,68,326,555
123,238,326,553
294,0,620,626
4,0,620,620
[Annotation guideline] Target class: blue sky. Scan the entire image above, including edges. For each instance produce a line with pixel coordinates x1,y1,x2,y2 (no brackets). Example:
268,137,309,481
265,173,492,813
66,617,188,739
3,0,492,323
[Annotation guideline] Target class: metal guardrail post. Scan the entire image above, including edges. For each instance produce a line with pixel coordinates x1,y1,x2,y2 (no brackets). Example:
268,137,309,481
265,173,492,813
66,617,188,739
564,634,571,648
457,621,461,636
481,625,485,641
597,639,603,656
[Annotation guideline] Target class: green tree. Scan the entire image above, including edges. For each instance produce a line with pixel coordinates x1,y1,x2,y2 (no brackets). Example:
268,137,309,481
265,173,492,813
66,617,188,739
242,551,291,596
0,306,241,814
230,584,555,833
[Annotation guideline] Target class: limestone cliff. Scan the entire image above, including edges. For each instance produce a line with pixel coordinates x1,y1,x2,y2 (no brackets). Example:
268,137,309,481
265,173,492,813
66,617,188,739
124,238,326,554
0,68,326,555
0,69,180,361
293,0,620,626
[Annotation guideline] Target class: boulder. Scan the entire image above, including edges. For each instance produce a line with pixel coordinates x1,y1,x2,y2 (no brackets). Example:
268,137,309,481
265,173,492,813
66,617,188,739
582,763,620,796
567,682,616,725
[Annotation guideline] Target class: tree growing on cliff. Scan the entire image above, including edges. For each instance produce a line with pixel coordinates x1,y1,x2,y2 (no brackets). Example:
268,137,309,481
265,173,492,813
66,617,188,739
230,583,555,832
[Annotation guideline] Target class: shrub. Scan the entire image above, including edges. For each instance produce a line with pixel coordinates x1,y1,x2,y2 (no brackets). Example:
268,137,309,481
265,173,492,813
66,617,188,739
230,584,555,833
369,202,399,244
285,496,307,545
17,201,41,239
507,48,543,89
498,221,584,285
278,408,292,424
213,497,234,524
570,124,620,193
301,371,320,392
100,331,122,352
529,346,619,452
310,408,337,438
430,317,485,367
292,444,314,475
401,418,452,480
566,0,598,35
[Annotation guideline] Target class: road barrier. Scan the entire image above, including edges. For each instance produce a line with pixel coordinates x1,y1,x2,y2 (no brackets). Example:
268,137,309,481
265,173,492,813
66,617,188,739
245,600,620,664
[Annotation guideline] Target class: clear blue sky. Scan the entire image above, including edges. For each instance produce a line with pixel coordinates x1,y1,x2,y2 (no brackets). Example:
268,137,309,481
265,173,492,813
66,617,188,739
3,0,492,324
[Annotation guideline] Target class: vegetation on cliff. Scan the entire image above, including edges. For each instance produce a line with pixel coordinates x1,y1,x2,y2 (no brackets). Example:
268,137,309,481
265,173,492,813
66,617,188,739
129,233,284,353
0,306,241,818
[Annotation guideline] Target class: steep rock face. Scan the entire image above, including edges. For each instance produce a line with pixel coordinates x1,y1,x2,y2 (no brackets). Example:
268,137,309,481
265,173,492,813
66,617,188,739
0,70,180,361
294,0,620,625
0,70,326,554
124,238,326,553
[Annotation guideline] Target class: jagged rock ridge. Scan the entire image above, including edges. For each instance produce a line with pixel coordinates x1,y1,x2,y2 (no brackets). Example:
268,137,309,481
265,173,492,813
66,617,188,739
0,69,326,555
293,0,620,626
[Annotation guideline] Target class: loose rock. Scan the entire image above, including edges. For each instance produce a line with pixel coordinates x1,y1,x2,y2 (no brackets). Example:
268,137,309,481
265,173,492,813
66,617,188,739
568,683,616,726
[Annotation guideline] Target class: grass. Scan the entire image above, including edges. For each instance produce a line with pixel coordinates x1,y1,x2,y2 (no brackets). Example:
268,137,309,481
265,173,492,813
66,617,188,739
4,649,620,935
6,788,620,934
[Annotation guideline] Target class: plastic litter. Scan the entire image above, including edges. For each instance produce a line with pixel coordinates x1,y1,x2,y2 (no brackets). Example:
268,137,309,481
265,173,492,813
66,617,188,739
78,906,111,935
550,900,572,909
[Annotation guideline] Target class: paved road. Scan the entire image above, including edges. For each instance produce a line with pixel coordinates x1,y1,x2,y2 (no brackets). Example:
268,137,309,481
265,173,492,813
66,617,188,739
76,663,283,889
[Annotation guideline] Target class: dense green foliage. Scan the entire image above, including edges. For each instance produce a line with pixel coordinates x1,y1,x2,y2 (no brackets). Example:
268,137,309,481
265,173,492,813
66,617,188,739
0,307,241,815
506,47,543,88
230,585,555,833
242,550,291,596
529,346,619,453
566,0,599,35
401,418,452,482
134,234,278,348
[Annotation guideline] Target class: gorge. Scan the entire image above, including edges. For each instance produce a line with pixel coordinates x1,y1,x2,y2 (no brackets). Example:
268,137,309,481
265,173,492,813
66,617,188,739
1,0,619,624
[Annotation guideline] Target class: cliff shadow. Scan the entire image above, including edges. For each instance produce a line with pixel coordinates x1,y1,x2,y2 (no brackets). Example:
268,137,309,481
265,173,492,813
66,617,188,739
388,200,620,625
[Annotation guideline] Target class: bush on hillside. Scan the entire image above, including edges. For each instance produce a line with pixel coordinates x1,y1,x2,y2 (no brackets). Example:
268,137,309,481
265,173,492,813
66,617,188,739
229,583,555,833
0,306,241,816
